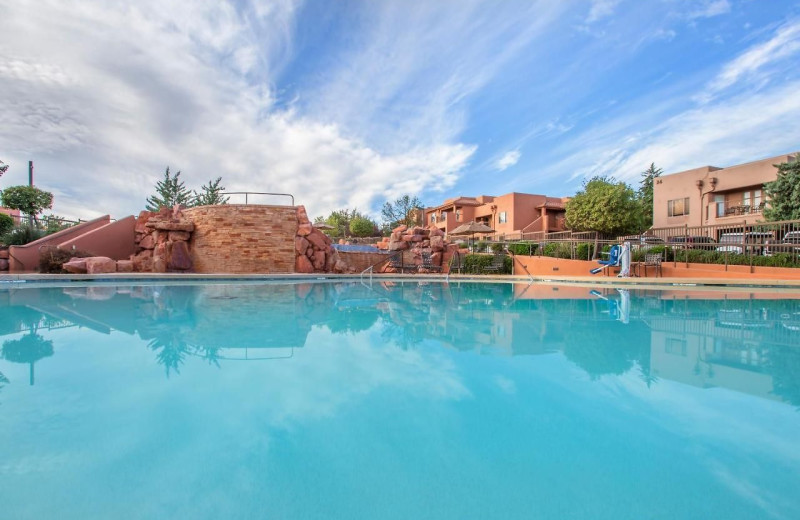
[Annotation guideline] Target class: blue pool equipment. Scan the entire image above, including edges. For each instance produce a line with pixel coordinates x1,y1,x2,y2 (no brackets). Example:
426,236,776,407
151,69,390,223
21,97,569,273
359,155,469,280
590,245,621,274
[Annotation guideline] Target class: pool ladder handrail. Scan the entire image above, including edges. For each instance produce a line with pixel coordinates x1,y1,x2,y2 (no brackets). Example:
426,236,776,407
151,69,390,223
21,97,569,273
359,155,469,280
360,250,401,287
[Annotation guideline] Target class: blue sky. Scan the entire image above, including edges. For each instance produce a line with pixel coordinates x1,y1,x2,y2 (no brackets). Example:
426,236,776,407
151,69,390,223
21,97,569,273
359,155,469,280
1,0,800,220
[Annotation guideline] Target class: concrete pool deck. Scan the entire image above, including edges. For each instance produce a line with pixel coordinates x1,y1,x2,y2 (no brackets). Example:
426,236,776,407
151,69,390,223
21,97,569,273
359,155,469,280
3,272,800,291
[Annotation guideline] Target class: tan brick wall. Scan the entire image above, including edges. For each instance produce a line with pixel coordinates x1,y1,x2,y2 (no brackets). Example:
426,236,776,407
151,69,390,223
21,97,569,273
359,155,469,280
184,205,298,273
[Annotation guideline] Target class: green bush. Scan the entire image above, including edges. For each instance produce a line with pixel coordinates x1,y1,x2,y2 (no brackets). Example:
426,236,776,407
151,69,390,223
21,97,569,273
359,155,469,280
576,242,595,260
0,213,13,236
1,225,46,246
507,242,538,256
349,215,376,237
463,254,512,274
39,247,94,273
652,247,800,268
542,242,572,259
490,243,504,254
474,241,488,253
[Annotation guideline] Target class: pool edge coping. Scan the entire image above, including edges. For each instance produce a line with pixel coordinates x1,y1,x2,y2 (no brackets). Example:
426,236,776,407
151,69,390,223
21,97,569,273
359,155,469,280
2,272,800,291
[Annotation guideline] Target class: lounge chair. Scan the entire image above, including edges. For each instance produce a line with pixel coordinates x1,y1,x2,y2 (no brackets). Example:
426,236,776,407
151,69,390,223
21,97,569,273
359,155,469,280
642,252,662,277
419,251,442,273
482,254,506,274
590,245,621,275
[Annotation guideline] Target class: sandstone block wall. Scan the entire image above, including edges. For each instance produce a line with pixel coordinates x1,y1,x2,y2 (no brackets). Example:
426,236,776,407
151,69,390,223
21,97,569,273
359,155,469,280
184,205,298,274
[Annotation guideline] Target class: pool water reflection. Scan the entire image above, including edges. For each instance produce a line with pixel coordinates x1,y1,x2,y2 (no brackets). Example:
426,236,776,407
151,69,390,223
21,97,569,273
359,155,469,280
1,281,799,519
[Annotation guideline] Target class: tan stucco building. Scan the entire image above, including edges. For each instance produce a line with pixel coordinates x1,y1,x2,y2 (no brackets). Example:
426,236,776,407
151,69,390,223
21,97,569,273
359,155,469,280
424,192,569,237
653,152,798,229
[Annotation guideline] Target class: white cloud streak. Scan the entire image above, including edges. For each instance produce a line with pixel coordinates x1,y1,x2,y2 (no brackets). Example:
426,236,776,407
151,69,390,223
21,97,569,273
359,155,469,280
706,20,800,97
585,0,621,24
493,150,522,171
536,19,800,188
688,0,731,20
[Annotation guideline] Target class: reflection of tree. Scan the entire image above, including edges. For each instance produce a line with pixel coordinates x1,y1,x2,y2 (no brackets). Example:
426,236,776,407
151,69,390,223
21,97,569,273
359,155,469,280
2,333,54,385
147,334,189,378
0,370,9,395
563,328,634,379
326,308,380,335
0,306,46,337
768,345,800,407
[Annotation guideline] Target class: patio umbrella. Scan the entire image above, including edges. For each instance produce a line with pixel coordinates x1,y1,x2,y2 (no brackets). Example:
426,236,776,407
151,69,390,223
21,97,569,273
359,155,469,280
314,223,335,230
450,221,494,250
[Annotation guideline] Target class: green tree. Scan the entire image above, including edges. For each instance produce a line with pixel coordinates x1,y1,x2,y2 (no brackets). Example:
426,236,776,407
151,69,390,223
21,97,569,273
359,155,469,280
193,177,229,206
0,159,8,178
0,185,54,224
350,215,377,237
381,194,422,229
638,162,662,228
565,176,643,244
763,158,800,221
145,167,193,211
315,208,372,238
0,213,13,235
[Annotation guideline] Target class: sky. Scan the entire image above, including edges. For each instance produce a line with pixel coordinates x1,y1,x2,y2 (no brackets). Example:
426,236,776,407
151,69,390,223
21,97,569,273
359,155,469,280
1,0,800,221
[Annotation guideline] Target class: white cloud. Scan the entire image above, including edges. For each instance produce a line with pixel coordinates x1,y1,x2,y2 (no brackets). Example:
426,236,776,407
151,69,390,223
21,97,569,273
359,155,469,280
546,79,800,188
705,20,800,98
688,0,732,20
493,150,522,171
533,19,800,189
0,0,517,220
585,0,621,24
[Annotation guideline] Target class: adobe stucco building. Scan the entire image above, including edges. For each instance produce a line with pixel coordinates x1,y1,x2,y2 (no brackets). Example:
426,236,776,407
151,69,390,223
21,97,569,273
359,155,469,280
424,192,569,238
653,152,798,229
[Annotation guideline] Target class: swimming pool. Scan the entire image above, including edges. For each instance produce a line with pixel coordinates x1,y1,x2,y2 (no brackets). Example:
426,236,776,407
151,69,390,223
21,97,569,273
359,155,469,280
1,281,799,519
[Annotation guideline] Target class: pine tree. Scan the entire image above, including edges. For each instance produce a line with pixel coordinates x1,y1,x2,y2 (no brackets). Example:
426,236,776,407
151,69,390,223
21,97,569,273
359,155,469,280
638,163,662,228
193,177,229,206
145,167,193,211
764,158,800,221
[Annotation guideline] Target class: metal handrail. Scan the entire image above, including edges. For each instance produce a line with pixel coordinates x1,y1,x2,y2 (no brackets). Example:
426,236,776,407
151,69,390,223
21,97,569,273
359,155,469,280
225,192,295,206
360,250,400,286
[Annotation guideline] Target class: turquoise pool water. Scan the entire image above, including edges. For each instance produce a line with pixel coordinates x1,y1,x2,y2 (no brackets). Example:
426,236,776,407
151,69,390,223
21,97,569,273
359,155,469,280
1,281,799,519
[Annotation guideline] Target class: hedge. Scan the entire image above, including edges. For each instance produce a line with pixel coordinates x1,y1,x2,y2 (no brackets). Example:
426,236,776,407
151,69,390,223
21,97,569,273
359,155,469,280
463,254,513,274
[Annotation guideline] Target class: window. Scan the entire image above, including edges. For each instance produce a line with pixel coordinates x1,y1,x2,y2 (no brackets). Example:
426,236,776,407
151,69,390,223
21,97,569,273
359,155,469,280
442,212,447,221
667,197,690,217
455,210,462,222
715,194,725,217
498,211,507,224
665,338,687,356
754,189,762,207
430,214,436,223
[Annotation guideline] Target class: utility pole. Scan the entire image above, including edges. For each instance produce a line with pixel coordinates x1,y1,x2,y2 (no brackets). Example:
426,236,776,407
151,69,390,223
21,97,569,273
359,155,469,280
29,161,34,186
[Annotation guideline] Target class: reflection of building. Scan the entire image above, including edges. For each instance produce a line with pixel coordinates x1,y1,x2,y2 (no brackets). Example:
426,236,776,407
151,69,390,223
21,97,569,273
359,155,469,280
646,306,798,402
424,192,569,237
2,282,799,407
653,152,798,229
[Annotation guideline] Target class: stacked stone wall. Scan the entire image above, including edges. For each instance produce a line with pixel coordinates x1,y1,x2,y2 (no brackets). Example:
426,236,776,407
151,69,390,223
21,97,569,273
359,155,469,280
379,225,458,273
184,205,297,274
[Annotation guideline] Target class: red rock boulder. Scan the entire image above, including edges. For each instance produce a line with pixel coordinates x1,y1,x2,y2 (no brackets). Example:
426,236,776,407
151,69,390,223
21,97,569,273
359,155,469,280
85,257,117,274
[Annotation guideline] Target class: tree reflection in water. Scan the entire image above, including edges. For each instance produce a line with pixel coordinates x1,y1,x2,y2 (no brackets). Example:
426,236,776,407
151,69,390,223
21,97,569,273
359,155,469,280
0,283,799,408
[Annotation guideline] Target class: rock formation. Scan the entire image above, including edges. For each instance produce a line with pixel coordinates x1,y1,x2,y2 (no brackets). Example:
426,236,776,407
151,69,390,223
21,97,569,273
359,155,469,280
130,206,195,273
294,205,351,273
379,224,459,273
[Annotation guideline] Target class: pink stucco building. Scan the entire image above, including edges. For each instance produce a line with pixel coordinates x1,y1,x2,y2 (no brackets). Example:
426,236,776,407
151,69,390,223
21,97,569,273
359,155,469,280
424,192,569,237
0,207,21,220
653,152,798,229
